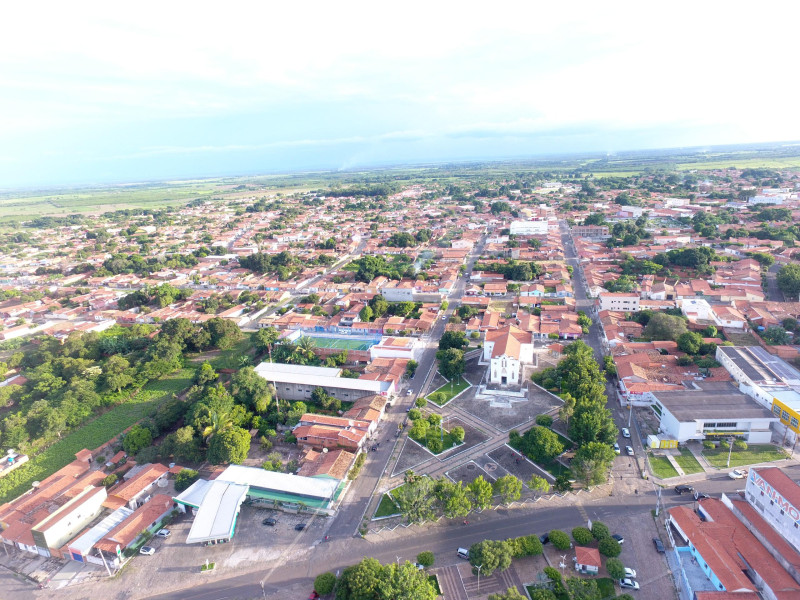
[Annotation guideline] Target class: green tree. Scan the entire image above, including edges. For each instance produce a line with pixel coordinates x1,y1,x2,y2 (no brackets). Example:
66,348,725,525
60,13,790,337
548,530,570,550
643,312,688,341
469,540,512,576
605,557,625,579
123,425,152,455
677,331,703,354
559,393,576,430
777,264,800,301
174,468,200,492
763,326,791,345
194,361,218,386
488,587,527,600
102,474,118,487
394,473,436,524
451,426,465,443
598,536,621,557
571,526,593,545
416,551,435,568
493,474,523,504
528,590,557,600
207,426,251,464
590,521,610,540
253,327,280,353
314,572,336,595
435,479,472,518
565,577,600,600
359,305,374,322
573,442,615,487
527,475,550,494
231,366,273,412
468,475,494,510
520,426,563,462
438,348,465,380
438,330,468,351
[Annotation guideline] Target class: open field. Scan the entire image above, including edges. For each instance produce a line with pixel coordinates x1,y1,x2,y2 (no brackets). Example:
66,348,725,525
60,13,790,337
427,376,471,405
649,455,679,479
702,444,787,468
0,368,194,503
674,448,704,475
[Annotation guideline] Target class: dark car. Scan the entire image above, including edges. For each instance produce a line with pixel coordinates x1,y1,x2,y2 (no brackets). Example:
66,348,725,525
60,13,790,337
611,534,624,545
295,523,307,531
262,517,277,526
675,485,693,495
694,491,710,500
653,537,666,553
539,533,549,545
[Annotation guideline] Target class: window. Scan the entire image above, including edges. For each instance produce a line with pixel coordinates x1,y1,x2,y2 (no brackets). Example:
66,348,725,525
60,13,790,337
792,417,799,428
773,405,782,416
770,500,774,506
781,509,785,516
783,411,791,421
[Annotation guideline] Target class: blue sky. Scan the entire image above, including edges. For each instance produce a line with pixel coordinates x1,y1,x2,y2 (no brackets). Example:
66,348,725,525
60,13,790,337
1,1,798,187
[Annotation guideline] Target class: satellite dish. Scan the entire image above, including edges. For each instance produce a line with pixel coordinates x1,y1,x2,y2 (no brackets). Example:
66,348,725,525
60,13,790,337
31,481,40,488
322,448,328,453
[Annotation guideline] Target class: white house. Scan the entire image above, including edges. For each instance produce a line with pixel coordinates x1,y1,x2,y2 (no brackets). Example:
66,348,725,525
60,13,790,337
483,325,533,385
509,220,548,235
598,293,640,312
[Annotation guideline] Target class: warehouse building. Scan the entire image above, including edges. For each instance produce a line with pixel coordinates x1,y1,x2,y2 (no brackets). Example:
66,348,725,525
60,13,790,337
254,362,393,401
652,381,777,444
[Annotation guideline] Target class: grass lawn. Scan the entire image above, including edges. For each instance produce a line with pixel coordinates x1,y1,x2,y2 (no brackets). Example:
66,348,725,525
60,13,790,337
550,429,574,450
538,458,571,479
427,376,471,406
410,428,464,455
674,448,704,475
649,456,679,479
527,585,568,600
191,338,254,370
596,578,615,598
703,444,787,468
0,368,194,504
428,575,441,595
374,493,401,518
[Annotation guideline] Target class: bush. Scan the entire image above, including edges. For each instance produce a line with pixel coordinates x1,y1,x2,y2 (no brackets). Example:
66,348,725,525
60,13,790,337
719,440,730,450
451,426,465,443
544,566,562,582
101,474,118,487
314,572,336,595
426,434,443,454
518,534,543,556
605,557,625,579
734,439,748,451
536,414,553,427
703,440,715,450
348,452,366,480
571,526,593,546
590,521,610,540
598,537,621,557
416,551,435,567
415,397,427,408
408,408,422,421
284,432,297,444
174,468,199,492
549,530,570,550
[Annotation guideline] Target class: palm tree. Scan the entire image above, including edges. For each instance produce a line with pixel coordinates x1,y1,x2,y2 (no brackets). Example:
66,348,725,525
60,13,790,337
200,406,234,443
296,336,317,360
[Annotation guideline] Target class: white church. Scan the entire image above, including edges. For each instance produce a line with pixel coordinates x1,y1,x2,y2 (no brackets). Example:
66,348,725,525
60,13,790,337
482,325,534,385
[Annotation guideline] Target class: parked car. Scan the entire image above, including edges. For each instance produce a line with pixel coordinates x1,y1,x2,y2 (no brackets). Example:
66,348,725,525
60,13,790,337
729,469,747,480
674,485,693,495
619,578,640,590
139,546,155,556
626,446,634,456
263,518,277,526
624,567,637,579
295,523,307,531
613,443,620,455
155,529,171,538
621,428,631,438
406,389,413,396
653,537,665,553
612,534,624,545
694,491,710,500
539,533,549,545
413,563,425,571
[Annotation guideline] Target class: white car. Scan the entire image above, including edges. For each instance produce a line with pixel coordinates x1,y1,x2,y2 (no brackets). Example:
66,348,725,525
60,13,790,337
624,567,637,579
156,529,171,538
613,443,620,455
139,546,155,556
621,428,631,438
406,389,413,396
729,469,747,480
626,446,634,456
619,578,639,590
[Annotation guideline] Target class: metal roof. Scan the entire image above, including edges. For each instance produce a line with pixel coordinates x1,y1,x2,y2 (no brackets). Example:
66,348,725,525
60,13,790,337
254,362,387,393
218,464,338,501
185,480,248,544
68,506,134,555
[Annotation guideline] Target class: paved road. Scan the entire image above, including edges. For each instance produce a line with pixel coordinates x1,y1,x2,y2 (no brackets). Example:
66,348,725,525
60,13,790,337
766,262,786,302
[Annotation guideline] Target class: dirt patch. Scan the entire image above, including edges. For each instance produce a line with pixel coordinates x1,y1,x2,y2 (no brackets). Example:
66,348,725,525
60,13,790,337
392,437,434,476
453,385,561,432
446,461,496,485
487,446,552,485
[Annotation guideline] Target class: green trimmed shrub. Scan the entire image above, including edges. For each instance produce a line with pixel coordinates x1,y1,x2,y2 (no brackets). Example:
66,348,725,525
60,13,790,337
598,537,621,557
591,521,610,540
571,526,593,546
549,530,570,550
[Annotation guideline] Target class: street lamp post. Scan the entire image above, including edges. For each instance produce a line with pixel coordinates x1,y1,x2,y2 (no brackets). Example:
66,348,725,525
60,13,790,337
727,436,734,468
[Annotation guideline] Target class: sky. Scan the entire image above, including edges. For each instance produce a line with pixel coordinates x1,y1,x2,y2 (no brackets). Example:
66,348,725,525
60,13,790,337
1,1,799,188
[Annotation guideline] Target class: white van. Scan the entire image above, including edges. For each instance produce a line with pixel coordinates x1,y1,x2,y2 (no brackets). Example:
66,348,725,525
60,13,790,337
457,547,469,560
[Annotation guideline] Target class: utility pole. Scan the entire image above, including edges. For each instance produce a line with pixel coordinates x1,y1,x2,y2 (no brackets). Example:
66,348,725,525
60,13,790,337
727,436,734,468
